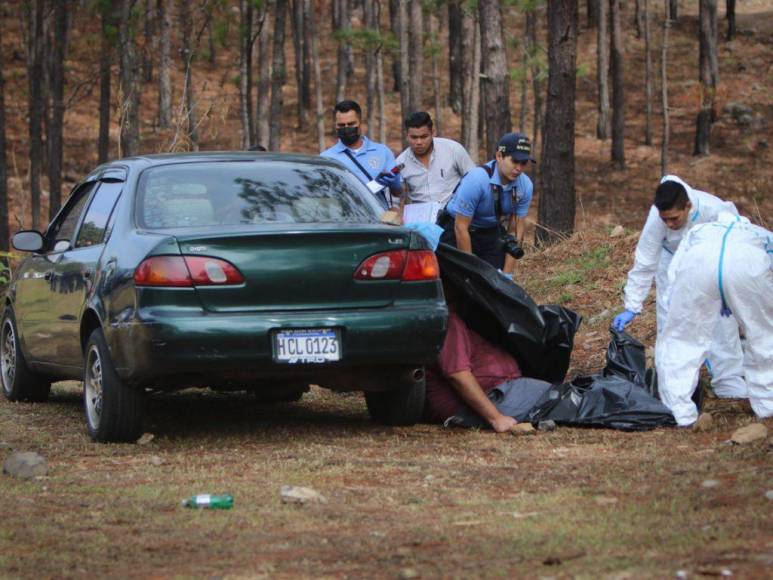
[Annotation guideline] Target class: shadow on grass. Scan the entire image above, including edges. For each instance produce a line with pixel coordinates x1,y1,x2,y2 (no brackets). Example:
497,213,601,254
49,381,377,441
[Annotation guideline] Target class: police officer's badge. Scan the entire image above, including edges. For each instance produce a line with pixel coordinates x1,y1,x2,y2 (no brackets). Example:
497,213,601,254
368,157,381,170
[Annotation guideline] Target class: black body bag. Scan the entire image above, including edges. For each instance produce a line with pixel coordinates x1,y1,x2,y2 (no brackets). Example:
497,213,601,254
435,243,581,384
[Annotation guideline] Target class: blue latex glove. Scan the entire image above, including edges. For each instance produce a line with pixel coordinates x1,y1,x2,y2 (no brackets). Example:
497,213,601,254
612,310,638,331
375,171,399,188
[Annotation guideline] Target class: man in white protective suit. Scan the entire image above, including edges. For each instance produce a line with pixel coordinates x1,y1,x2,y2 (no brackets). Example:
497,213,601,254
612,175,747,398
656,213,773,426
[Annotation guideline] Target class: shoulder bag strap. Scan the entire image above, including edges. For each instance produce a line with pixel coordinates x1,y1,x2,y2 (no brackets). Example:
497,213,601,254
342,149,375,182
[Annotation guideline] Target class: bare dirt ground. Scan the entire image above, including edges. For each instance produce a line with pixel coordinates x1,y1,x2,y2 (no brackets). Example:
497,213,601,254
1,0,772,578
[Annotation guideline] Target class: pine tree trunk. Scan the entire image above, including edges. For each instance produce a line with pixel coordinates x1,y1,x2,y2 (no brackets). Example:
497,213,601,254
48,0,69,220
538,0,578,244
178,0,197,149
99,4,114,163
291,0,308,129
158,0,172,129
256,0,272,148
120,0,141,157
461,8,480,162
526,9,542,152
239,0,255,148
596,0,609,139
661,0,670,175
364,0,377,134
389,0,401,92
377,44,386,143
429,11,442,134
310,0,326,151
587,0,599,28
334,0,352,104
0,20,8,251
269,0,288,150
26,0,44,229
634,0,644,37
408,0,423,113
479,0,511,158
694,0,718,156
518,29,528,134
644,0,653,145
668,0,677,21
609,0,625,167
448,0,463,114
143,0,154,82
725,0,735,40
398,0,410,147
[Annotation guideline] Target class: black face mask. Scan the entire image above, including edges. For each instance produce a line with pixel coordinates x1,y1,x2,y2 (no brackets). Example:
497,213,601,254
337,126,360,147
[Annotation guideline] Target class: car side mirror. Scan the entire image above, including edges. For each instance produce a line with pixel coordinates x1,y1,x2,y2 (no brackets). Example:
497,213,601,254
11,230,44,253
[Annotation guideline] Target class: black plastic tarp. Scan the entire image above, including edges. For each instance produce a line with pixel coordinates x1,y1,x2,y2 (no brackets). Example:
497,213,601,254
436,243,581,384
526,375,677,431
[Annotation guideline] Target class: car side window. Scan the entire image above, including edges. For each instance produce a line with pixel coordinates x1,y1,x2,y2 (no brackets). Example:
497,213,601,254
75,182,123,248
47,183,96,246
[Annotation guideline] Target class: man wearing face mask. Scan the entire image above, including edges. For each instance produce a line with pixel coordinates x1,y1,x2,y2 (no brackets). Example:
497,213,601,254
321,100,401,210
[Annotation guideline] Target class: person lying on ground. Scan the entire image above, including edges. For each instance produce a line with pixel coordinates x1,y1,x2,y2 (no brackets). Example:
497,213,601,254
612,176,747,400
656,212,773,427
423,283,551,432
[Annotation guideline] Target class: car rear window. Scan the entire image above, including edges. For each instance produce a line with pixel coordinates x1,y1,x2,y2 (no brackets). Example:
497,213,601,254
136,161,383,229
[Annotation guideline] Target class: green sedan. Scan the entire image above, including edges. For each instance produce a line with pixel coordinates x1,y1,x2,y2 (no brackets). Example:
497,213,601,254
3,153,448,442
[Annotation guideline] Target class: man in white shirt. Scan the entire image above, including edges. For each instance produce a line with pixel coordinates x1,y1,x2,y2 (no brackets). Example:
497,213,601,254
396,112,475,209
612,175,746,399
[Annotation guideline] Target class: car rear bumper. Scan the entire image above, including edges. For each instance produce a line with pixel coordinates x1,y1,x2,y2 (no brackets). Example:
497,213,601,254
107,302,448,389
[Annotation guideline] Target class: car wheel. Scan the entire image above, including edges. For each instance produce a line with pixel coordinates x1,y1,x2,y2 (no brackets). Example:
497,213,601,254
1,307,51,402
83,327,144,443
365,372,426,426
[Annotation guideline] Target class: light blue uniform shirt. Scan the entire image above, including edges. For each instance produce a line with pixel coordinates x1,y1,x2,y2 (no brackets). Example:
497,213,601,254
320,136,401,194
446,161,533,229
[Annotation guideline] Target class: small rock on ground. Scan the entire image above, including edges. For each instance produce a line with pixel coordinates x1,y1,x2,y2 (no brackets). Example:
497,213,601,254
692,413,713,432
280,485,328,505
537,420,556,432
729,423,767,444
765,490,773,501
136,433,155,445
3,451,47,479
702,479,720,489
610,225,625,238
149,455,164,466
399,568,419,579
511,423,536,435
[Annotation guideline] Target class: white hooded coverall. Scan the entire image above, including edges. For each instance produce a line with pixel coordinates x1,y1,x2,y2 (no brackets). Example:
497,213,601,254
656,214,773,426
622,175,746,397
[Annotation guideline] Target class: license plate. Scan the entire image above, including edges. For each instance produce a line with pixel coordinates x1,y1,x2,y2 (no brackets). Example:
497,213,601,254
273,328,341,364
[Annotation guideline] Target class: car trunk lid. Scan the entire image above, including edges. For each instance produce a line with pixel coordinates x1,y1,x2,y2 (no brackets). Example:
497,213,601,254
174,226,411,312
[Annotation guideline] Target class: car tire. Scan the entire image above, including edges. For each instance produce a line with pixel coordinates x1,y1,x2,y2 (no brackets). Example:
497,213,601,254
365,373,426,426
83,327,144,443
1,307,51,402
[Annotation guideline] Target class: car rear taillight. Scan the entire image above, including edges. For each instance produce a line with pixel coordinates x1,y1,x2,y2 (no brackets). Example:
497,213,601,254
134,256,244,287
354,250,439,282
402,250,440,281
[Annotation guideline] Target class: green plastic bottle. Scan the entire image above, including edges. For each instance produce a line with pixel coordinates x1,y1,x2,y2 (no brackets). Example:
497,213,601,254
182,494,234,509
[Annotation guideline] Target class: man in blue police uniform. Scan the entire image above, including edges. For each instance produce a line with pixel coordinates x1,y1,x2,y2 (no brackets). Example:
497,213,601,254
441,133,535,272
320,100,401,210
